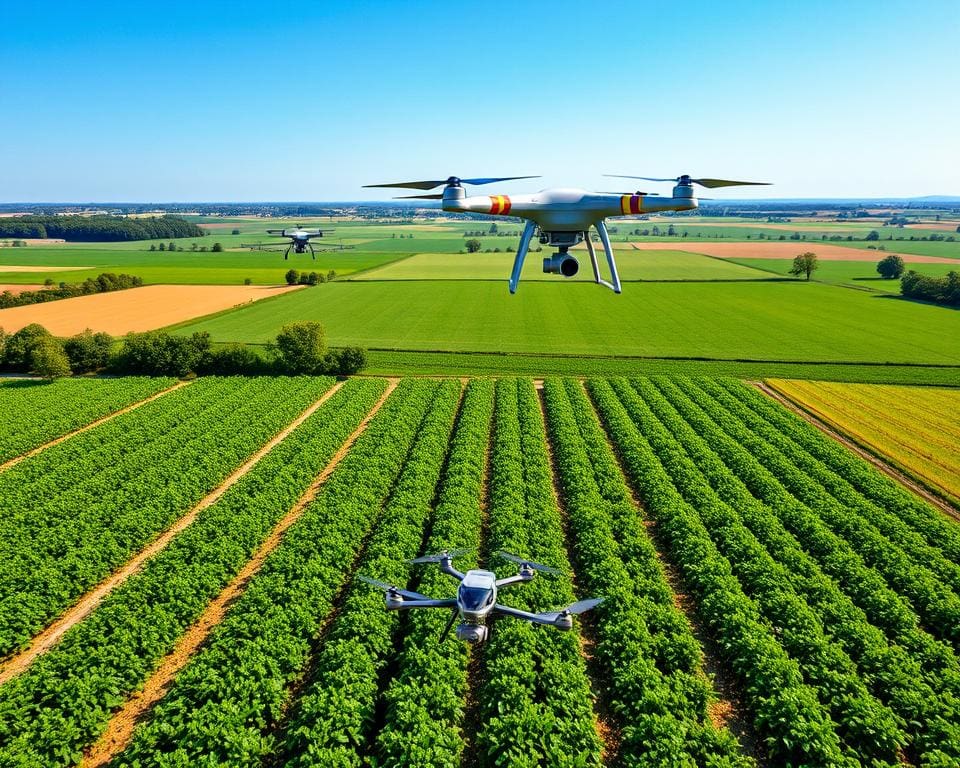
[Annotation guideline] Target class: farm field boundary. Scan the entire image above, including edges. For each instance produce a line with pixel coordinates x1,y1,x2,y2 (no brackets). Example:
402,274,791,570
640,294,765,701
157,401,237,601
0,380,346,687
0,379,189,473
757,380,960,520
80,378,398,767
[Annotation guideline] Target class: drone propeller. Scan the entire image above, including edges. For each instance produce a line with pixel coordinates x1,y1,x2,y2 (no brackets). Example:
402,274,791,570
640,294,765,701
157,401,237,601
495,550,560,575
537,597,605,623
410,547,472,564
605,174,770,189
357,575,432,601
394,193,445,200
364,175,539,191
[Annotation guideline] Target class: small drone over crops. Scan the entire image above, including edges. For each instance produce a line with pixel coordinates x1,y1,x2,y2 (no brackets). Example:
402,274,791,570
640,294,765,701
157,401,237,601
365,173,769,293
360,549,602,644
241,226,336,260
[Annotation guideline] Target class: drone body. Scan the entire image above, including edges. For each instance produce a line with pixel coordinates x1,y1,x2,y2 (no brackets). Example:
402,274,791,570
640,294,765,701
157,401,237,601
242,226,335,259
361,550,602,645
366,174,769,293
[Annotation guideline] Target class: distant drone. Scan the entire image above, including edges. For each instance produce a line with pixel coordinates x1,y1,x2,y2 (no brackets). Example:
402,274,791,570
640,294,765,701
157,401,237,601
365,174,769,292
360,549,603,644
241,226,336,259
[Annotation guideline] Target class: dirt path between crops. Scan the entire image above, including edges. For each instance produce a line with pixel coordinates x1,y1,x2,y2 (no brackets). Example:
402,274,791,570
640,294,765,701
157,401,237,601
0,380,345,686
0,379,192,474
79,379,399,768
578,381,764,765
754,381,960,524
537,386,622,765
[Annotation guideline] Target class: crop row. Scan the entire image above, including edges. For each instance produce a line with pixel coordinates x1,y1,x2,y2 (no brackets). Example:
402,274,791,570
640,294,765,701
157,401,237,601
374,379,494,768
0,377,388,767
717,378,960,563
0,376,175,463
0,375,336,657
472,378,601,766
618,378,904,763
115,379,442,765
275,379,462,766
542,378,752,766
640,376,960,763
587,378,853,767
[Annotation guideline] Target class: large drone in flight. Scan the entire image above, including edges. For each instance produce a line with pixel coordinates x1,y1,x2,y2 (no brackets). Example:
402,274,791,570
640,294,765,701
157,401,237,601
365,174,769,293
360,549,602,644
242,226,336,260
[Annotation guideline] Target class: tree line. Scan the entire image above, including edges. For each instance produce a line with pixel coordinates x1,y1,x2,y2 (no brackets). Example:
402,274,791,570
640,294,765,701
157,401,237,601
901,270,960,307
0,273,142,310
0,215,204,242
0,322,366,379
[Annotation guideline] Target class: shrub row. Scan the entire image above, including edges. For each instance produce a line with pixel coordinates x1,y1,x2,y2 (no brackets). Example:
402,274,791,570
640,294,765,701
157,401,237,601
276,379,462,766
375,379,494,768
619,378,904,762
0,376,174,462
0,376,335,656
648,375,960,762
473,379,602,766
0,378,387,767
115,380,441,765
543,378,752,766
587,379,852,767
0,273,142,310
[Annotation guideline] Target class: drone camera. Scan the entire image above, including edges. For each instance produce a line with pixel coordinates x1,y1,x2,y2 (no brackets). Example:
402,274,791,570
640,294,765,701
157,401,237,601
543,254,579,278
456,623,489,644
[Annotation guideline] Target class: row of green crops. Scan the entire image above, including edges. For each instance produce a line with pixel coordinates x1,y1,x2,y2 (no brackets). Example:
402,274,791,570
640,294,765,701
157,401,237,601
275,379,462,766
115,379,442,766
0,376,175,463
659,377,960,762
375,379,494,767
0,378,388,767
613,378,904,764
587,379,853,767
0,375,336,657
472,378,602,766
541,378,752,766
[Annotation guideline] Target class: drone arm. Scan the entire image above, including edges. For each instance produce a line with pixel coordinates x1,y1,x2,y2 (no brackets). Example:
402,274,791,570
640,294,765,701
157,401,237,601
509,219,536,294
440,559,465,581
493,603,560,627
495,572,533,589
389,598,458,611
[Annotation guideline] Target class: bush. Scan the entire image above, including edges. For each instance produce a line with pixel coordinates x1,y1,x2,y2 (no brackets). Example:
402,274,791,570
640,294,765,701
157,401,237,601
244,278,253,285
327,346,367,375
63,329,114,373
901,269,960,307
212,242,224,252
275,322,326,374
30,337,72,379
285,268,300,286
231,229,241,235
3,324,53,370
114,331,212,377
199,343,270,375
876,254,905,279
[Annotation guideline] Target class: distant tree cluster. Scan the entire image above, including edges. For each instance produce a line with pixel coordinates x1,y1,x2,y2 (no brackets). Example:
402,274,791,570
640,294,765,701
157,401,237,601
284,269,337,285
0,273,143,310
0,215,204,242
901,270,960,307
0,322,367,378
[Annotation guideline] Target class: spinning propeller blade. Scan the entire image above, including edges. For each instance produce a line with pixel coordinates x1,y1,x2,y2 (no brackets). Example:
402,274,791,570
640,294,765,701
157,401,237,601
364,175,539,191
357,575,432,601
537,597,605,623
495,551,560,575
394,194,445,200
410,547,472,564
605,174,770,189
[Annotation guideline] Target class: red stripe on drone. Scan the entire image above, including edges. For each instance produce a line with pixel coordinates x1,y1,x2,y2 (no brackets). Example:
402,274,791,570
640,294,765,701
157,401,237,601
501,196,512,215
630,195,642,214
489,195,501,215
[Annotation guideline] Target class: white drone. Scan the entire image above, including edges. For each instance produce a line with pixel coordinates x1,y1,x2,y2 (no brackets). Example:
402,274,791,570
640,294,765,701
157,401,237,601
366,174,769,293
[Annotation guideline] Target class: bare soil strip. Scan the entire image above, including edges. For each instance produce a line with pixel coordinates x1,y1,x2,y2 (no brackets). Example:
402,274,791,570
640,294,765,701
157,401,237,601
0,380,345,685
537,387,621,764
78,379,399,768
578,381,763,764
754,381,960,523
629,241,960,264
0,379,192,474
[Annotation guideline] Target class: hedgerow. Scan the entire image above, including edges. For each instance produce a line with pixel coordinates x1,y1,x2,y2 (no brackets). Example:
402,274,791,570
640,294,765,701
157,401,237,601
0,378,387,767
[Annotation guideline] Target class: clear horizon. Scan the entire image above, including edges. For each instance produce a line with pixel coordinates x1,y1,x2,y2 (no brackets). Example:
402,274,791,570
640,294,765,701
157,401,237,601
2,0,958,203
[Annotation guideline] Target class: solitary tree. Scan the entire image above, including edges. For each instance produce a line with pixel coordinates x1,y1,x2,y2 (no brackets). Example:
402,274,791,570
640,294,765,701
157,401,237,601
211,242,224,252
168,242,176,252
789,251,819,281
865,230,880,241
465,238,482,253
876,253,905,279
275,322,326,374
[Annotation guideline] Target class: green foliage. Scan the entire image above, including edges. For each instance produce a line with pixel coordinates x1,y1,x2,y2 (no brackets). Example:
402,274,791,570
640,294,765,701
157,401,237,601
0,214,204,242
114,330,211,377
788,251,819,280
901,269,960,306
63,329,114,373
199,342,270,375
327,346,367,375
465,238,482,253
275,321,327,374
28,336,72,379
211,242,224,252
285,268,300,285
2,323,53,369
876,254,905,279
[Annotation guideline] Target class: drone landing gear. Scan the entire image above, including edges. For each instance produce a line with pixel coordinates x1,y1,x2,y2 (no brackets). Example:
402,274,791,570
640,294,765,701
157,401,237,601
508,220,621,294
308,242,316,260
284,246,291,260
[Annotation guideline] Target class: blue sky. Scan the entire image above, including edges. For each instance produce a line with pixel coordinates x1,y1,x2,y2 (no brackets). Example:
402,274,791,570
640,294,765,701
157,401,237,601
1,0,958,202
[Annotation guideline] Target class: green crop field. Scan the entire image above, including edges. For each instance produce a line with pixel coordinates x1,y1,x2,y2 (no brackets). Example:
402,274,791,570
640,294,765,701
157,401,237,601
727,257,959,289
1,376,959,767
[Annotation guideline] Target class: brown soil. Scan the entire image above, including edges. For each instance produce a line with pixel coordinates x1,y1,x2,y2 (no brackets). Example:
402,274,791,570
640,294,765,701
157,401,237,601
755,381,960,524
0,380,191,475
0,283,304,336
629,241,960,264
0,284,46,294
0,381,343,685
78,379,398,768
904,222,960,232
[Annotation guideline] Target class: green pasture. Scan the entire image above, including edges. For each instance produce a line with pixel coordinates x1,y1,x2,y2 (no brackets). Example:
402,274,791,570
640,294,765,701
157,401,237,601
172,279,960,367
727,257,959,291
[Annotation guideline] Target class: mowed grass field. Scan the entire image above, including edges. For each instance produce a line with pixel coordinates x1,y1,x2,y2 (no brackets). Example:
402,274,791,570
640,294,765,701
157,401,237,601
767,379,960,505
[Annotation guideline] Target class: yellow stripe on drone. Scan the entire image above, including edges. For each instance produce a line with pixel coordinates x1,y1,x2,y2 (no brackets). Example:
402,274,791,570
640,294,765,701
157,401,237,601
621,195,631,215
